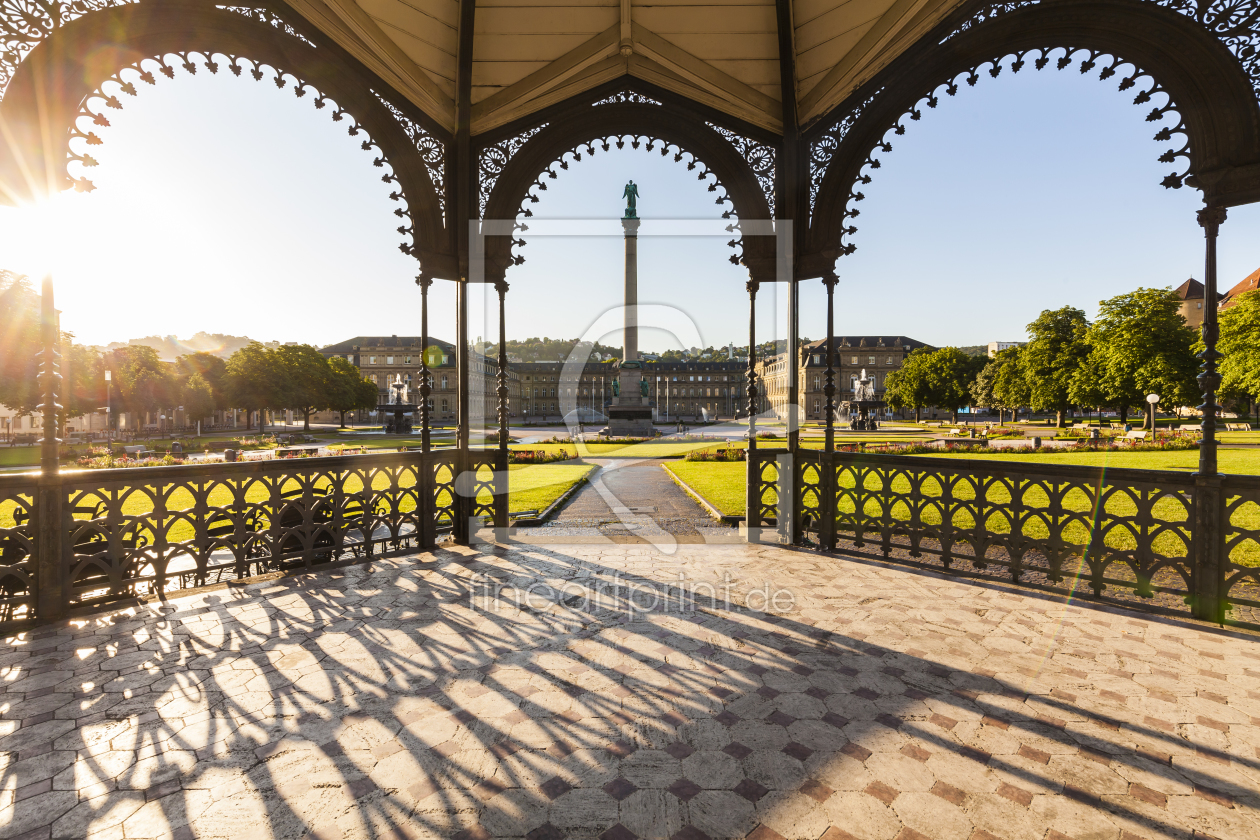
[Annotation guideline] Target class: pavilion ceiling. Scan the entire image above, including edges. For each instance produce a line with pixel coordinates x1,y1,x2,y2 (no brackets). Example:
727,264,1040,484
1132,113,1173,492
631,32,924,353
280,0,969,135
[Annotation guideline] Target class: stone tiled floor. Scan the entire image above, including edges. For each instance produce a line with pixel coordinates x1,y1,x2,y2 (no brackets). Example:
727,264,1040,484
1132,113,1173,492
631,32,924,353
2,542,1258,840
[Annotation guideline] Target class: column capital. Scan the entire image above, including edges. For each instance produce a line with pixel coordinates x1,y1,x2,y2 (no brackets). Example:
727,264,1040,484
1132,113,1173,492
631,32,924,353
821,271,838,289
621,217,641,236
494,279,509,295
415,273,433,290
1197,206,1227,230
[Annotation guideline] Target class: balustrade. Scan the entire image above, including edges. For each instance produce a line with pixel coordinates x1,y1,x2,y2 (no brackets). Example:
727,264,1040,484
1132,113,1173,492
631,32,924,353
0,449,483,625
756,449,1256,627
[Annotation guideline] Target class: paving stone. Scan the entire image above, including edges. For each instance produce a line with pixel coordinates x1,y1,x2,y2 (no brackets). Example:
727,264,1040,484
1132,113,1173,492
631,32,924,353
1,544,1257,839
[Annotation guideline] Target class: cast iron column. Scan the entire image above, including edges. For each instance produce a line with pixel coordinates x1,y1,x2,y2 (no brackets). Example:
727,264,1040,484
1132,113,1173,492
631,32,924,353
823,271,837,453
746,279,759,530
452,0,475,545
494,280,510,529
418,276,433,453
35,276,65,621
1193,206,1227,622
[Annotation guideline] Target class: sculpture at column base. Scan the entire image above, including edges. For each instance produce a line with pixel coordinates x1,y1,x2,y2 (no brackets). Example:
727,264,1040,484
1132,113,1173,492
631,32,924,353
607,360,655,436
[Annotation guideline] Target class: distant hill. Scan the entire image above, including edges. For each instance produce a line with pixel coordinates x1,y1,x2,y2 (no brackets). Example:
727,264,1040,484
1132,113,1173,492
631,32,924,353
956,345,989,357
94,333,283,361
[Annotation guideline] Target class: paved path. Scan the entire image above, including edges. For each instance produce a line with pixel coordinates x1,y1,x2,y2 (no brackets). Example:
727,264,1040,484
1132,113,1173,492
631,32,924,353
524,460,736,545
2,542,1258,840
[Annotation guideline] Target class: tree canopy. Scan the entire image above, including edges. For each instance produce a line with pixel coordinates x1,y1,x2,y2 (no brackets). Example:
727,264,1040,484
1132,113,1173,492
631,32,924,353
1022,307,1091,427
1211,290,1260,420
1070,287,1198,421
884,348,935,422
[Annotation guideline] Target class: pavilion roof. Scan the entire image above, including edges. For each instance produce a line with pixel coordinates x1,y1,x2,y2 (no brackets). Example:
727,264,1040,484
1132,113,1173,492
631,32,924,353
284,0,969,134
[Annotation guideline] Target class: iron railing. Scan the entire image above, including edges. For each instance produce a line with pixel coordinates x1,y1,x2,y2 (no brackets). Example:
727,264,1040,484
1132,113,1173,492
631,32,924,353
0,448,508,625
756,450,1257,628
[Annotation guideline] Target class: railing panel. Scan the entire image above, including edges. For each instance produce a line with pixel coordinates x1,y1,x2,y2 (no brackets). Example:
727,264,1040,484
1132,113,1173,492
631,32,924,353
52,451,446,610
825,452,1199,616
1223,474,1260,624
467,451,498,524
0,474,38,622
796,450,822,538
749,450,778,528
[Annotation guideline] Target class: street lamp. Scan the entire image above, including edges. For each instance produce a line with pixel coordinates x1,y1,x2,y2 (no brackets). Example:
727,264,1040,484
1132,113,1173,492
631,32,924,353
1146,393,1160,432
104,370,111,440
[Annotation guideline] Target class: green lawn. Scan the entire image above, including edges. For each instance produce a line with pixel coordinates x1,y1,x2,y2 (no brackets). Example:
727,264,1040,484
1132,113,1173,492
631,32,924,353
925,448,1260,473
0,448,37,468
664,461,747,516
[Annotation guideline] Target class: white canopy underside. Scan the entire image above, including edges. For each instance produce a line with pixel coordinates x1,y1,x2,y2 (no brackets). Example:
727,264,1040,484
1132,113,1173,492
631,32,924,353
283,0,968,134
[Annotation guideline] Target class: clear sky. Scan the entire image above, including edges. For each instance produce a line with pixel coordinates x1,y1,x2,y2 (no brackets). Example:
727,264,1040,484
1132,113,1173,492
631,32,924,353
1,60,1257,353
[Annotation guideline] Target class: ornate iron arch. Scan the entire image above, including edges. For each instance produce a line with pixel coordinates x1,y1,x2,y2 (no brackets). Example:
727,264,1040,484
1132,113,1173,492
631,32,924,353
476,93,778,286
0,1,454,276
802,0,1260,279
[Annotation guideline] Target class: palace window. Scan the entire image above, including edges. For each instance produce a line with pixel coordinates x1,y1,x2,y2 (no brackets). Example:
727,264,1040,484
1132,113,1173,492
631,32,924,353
849,356,858,365
868,356,876,365
387,356,394,365
369,356,377,365
886,356,895,365
441,375,448,389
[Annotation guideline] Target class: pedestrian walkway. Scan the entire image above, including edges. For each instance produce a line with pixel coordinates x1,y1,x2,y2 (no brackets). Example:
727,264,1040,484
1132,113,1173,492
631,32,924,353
2,541,1257,840
524,460,736,544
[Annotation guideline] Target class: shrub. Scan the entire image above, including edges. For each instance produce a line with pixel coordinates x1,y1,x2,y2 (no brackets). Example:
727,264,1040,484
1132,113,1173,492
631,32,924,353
509,449,573,464
684,448,745,462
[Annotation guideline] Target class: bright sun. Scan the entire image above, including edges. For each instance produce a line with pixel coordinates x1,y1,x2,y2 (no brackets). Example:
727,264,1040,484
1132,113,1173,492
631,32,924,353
0,190,92,279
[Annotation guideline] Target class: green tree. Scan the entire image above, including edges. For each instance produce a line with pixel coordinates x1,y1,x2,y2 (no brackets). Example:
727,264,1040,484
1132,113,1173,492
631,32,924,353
0,271,40,420
1209,290,1260,422
921,347,986,423
224,343,279,431
326,356,378,427
273,344,333,431
884,348,935,423
1022,307,1091,427
1075,287,1198,424
181,374,217,426
175,352,228,409
107,345,180,424
992,346,1031,422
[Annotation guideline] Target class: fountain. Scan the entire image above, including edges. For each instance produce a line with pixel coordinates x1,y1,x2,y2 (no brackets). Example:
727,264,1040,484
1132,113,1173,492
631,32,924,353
839,368,884,432
377,375,417,434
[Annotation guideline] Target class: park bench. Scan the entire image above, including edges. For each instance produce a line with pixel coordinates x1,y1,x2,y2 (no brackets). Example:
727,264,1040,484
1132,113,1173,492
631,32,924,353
1125,430,1149,442
1179,424,1202,432
122,444,154,458
1225,423,1252,431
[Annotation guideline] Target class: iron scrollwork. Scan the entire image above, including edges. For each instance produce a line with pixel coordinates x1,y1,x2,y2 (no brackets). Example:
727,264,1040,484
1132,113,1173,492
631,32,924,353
501,132,740,267
0,0,135,101
65,51,418,256
374,90,447,218
479,124,547,217
822,47,1188,259
707,122,775,216
216,5,316,47
1161,0,1260,98
592,90,662,106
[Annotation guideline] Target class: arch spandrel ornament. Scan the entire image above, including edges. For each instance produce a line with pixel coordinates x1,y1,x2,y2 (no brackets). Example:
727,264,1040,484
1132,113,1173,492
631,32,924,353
476,96,778,287
803,0,1260,280
0,1,454,275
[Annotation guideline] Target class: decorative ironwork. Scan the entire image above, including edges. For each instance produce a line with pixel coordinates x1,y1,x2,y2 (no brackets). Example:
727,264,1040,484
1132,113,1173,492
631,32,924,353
809,92,879,223
1224,475,1260,621
467,452,498,523
13,452,453,610
826,451,1198,610
0,476,36,623
945,0,1259,98
707,122,775,215
65,52,418,255
216,5,315,47
750,450,778,527
375,90,447,218
502,132,739,265
479,124,547,216
593,90,662,106
941,0,1040,41
796,451,823,538
824,48,1188,257
0,0,135,101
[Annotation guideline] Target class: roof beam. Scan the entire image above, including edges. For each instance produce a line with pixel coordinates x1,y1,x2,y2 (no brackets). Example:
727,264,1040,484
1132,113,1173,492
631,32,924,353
631,24,782,132
287,0,454,130
799,0,953,124
471,25,621,134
